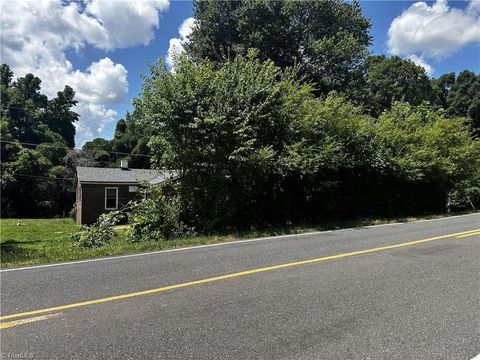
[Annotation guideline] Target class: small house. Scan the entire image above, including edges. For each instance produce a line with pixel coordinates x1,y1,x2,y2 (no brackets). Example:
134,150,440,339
75,160,176,225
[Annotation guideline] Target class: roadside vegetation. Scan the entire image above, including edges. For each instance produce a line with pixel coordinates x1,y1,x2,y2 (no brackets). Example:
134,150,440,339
1,212,476,268
1,0,479,267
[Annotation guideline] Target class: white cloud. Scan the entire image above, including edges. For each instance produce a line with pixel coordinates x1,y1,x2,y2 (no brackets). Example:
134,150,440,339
67,58,128,145
86,0,169,50
0,0,169,145
166,17,195,68
67,58,128,105
407,55,434,76
74,103,118,145
388,0,480,58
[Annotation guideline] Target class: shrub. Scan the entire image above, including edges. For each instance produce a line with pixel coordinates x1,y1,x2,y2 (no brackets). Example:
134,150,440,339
129,184,195,242
71,211,124,248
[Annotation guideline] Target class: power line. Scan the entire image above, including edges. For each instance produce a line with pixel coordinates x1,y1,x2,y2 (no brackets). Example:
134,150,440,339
6,174,75,181
0,106,72,113
1,106,39,111
1,102,134,111
0,140,152,158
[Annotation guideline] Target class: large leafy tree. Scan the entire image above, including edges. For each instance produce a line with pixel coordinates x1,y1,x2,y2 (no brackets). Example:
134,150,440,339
0,64,79,216
135,55,479,230
136,55,308,228
446,70,479,134
45,86,79,148
431,72,456,109
185,0,372,95
432,70,480,135
445,71,480,120
354,55,433,116
376,102,480,211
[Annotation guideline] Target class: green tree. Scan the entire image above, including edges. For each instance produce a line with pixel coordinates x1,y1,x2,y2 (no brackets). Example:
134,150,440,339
185,0,371,95
0,64,78,216
45,86,79,147
431,72,455,109
82,137,112,165
81,112,152,169
136,55,479,230
445,70,480,133
1,64,13,87
355,55,433,116
136,55,312,228
376,102,480,211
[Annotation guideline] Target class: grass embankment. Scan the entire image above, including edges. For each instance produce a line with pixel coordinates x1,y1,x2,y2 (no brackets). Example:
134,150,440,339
0,212,476,268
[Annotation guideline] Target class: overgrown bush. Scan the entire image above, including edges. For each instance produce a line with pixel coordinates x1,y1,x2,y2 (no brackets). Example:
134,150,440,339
136,56,480,230
128,184,195,242
71,211,124,248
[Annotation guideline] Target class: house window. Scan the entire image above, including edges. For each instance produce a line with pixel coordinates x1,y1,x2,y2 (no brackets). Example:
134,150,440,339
105,187,118,210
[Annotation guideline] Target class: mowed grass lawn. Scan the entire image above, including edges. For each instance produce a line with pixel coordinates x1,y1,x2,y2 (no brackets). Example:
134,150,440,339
0,218,199,268
1,218,139,267
2,217,300,268
1,212,475,268
0,218,260,268
1,218,80,267
0,218,259,268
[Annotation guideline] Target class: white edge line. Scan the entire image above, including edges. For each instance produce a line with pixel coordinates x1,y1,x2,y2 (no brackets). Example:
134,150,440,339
1,212,478,273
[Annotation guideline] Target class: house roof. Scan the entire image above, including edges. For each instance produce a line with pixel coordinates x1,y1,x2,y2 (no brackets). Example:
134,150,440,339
76,166,177,184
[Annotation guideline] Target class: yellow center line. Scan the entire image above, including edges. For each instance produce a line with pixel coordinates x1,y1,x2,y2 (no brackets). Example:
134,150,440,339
456,230,480,238
0,228,478,322
0,313,61,329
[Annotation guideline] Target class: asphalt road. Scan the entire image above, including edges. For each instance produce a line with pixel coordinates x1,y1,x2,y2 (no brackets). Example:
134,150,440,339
1,213,479,360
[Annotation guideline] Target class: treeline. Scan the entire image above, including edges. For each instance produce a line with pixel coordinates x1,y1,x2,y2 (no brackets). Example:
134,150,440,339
1,65,76,216
134,55,479,231
2,0,479,226
82,113,151,169
129,0,479,231
1,65,101,217
84,0,479,168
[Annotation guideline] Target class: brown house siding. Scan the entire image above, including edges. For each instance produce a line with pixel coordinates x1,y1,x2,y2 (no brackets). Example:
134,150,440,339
78,183,138,225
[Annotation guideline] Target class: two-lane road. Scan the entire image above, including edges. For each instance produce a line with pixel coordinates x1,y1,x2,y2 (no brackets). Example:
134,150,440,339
1,214,479,359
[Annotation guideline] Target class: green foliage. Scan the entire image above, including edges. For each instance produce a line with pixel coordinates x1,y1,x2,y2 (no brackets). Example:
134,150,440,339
137,55,310,229
376,103,480,210
136,55,479,230
44,86,79,148
288,94,384,173
443,70,479,134
81,112,151,168
377,103,479,184
71,211,124,248
431,72,455,109
2,0,479,234
1,64,79,217
129,184,195,242
82,137,112,165
354,55,433,116
186,0,371,95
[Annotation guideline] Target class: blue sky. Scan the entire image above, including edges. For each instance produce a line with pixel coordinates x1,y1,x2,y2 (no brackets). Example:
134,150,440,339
1,0,478,145
360,1,480,74
66,1,195,139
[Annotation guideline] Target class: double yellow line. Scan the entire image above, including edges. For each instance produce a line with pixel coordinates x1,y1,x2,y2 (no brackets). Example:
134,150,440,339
1,228,479,328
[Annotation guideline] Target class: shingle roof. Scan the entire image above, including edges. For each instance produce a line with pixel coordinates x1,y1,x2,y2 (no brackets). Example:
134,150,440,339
76,166,177,184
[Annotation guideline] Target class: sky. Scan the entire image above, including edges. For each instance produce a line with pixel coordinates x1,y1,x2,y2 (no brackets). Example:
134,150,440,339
1,0,479,146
